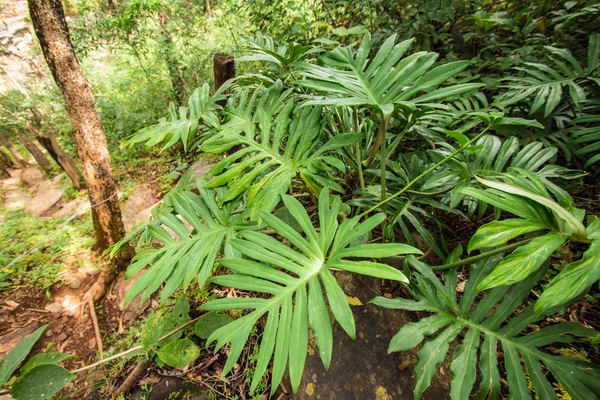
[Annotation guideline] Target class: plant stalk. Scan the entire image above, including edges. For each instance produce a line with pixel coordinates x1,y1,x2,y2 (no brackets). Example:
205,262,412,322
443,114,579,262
71,314,203,374
430,238,533,271
359,124,492,217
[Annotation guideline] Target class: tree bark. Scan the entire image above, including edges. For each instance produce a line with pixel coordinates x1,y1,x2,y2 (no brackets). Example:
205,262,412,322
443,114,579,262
17,131,53,173
26,121,82,189
28,0,131,266
205,0,212,18
0,133,29,168
0,147,17,168
213,53,235,106
0,154,9,178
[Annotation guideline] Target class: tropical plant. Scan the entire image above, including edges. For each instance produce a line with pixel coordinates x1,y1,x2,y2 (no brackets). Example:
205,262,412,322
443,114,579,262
201,82,361,218
458,169,599,314
496,33,600,118
0,325,75,400
110,178,257,304
295,32,484,200
199,188,421,394
372,255,600,400
125,82,229,152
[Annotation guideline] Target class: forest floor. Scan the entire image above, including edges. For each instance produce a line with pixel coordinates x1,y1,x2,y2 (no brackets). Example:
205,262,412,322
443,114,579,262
1,162,599,400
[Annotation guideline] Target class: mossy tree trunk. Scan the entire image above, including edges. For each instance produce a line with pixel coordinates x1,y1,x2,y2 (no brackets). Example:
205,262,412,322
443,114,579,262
27,0,131,272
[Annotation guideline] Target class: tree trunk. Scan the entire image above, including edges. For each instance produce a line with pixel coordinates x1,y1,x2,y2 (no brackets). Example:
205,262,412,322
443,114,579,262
161,31,186,105
205,0,212,18
0,147,17,168
0,154,9,178
213,53,235,106
17,131,53,173
26,121,82,189
0,133,29,168
28,0,131,271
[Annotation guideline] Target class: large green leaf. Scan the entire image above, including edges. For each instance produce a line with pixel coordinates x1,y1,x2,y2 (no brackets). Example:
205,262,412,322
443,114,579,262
125,82,229,152
156,338,201,368
11,365,75,400
201,82,360,218
0,324,48,386
478,231,568,290
295,33,483,118
372,257,600,399
113,180,257,305
536,239,600,313
199,188,421,394
467,218,547,253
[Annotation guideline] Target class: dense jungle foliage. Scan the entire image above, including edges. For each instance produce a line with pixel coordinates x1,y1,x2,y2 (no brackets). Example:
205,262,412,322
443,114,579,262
1,0,600,399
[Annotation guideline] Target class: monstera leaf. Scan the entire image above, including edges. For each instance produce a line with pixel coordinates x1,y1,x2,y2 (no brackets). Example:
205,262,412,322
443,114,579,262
125,82,229,152
295,32,483,119
372,256,600,400
199,188,422,394
112,179,257,304
201,82,361,218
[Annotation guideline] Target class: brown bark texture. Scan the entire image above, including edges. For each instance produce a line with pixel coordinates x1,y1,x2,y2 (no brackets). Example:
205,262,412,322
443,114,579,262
28,0,130,263
213,53,235,106
26,121,82,189
17,131,53,172
0,132,29,167
0,147,17,168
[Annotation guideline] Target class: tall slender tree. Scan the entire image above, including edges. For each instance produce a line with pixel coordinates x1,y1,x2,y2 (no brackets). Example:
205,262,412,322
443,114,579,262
27,0,131,271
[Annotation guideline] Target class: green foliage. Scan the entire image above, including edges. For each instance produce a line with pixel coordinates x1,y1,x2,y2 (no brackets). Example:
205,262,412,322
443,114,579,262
496,34,600,118
372,256,600,400
0,211,96,290
460,170,600,314
0,325,74,400
201,82,360,217
199,188,421,393
125,83,229,152
111,179,257,304
296,32,483,119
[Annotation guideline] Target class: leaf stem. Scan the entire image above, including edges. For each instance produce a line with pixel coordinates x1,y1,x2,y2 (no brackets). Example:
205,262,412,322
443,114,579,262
430,238,533,271
71,315,203,374
359,124,492,217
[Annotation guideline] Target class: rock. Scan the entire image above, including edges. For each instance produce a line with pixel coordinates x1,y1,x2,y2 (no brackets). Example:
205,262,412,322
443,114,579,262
78,266,101,276
7,169,21,178
112,271,150,321
124,200,162,231
44,302,62,313
122,184,161,217
2,176,20,189
54,198,90,219
69,278,81,289
26,184,63,216
187,158,213,181
55,332,67,342
51,173,65,184
20,166,44,189
3,189,31,210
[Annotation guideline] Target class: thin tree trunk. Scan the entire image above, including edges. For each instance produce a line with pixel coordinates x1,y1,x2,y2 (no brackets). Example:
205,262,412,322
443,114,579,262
205,0,212,18
160,13,186,105
0,133,29,168
28,0,131,270
0,154,9,178
213,53,235,106
26,121,82,189
0,147,17,168
17,131,53,172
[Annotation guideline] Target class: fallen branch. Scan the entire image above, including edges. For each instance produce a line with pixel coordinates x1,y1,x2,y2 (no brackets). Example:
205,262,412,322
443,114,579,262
88,298,104,359
113,360,153,397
